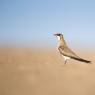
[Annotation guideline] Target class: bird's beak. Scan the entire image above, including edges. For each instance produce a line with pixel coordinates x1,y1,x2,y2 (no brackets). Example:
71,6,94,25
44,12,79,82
54,34,57,36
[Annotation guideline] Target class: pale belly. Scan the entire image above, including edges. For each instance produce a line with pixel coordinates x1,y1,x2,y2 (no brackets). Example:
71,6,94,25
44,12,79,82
62,55,70,60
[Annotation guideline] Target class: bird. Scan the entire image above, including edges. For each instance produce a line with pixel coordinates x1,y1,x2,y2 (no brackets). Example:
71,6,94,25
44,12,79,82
54,33,91,64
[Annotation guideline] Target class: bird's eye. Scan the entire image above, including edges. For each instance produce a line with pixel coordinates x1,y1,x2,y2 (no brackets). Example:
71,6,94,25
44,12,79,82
58,34,61,36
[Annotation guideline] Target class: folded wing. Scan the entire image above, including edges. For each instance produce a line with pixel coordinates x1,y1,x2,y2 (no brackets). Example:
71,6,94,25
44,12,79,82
58,46,91,63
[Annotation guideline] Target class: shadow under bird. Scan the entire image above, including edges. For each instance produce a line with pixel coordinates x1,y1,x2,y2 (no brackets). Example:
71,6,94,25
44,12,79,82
54,33,91,64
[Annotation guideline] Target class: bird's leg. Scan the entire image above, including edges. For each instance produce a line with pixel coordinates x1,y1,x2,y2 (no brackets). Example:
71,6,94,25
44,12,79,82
64,59,67,64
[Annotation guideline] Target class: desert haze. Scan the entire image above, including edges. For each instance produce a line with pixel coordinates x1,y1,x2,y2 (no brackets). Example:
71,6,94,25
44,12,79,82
0,48,95,95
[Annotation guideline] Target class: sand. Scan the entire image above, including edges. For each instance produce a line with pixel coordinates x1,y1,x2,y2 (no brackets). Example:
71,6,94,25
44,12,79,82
0,48,95,95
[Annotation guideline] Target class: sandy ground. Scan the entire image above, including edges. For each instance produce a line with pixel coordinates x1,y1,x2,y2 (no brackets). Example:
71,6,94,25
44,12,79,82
0,48,95,95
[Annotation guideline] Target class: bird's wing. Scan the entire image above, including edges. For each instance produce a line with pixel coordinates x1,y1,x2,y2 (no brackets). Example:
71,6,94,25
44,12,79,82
58,46,91,63
58,46,80,59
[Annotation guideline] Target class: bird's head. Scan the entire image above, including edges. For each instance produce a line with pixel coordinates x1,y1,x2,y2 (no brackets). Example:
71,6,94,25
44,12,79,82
54,33,63,41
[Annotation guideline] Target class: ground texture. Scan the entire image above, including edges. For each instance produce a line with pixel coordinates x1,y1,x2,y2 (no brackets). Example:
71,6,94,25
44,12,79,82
0,48,95,95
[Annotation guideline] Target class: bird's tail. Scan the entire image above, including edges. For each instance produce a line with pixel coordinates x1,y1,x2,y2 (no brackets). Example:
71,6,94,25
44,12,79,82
71,57,91,64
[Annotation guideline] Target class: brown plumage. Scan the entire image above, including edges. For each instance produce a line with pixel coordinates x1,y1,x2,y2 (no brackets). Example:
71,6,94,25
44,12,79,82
54,33,91,64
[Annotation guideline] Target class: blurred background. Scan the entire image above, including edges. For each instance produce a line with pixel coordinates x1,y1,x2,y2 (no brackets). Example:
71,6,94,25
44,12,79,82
0,0,95,95
0,0,95,49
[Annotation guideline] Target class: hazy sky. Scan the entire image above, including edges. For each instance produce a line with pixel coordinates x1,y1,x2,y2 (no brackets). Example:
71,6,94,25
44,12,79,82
0,0,95,48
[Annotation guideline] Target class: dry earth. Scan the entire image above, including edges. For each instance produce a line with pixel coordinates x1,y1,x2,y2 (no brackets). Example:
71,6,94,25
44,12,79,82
0,48,95,95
